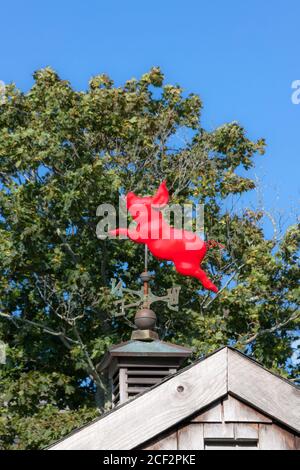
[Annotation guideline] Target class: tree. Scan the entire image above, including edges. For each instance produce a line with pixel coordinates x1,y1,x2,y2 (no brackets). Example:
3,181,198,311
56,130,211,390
0,67,299,449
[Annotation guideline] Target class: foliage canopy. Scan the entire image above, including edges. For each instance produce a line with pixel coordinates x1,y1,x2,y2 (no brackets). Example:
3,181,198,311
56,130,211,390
0,67,299,449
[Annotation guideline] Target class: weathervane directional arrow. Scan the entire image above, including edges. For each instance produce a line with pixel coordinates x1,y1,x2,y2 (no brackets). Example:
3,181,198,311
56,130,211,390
110,247,181,318
111,278,181,317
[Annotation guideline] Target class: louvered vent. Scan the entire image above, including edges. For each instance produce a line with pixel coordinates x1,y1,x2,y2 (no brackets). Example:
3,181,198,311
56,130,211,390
112,369,120,407
112,364,177,408
127,365,175,400
98,339,192,408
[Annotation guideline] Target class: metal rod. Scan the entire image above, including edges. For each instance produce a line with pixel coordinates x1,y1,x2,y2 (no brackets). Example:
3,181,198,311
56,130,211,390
145,245,148,272
143,279,149,297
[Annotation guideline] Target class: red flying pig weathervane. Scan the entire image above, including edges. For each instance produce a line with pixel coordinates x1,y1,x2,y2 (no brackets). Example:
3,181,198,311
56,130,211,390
110,181,220,293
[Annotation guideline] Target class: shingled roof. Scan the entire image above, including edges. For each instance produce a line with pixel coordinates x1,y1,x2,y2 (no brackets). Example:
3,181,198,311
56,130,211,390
48,347,300,450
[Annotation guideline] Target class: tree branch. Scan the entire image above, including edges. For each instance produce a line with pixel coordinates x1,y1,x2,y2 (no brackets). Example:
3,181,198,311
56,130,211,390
0,311,78,348
202,264,245,310
72,323,106,411
56,228,79,265
240,310,300,345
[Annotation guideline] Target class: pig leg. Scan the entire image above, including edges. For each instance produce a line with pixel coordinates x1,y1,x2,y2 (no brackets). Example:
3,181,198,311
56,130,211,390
109,228,129,237
194,267,218,293
175,261,218,293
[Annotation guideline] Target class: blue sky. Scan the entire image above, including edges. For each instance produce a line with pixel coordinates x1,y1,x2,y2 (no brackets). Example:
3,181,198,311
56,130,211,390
0,0,299,232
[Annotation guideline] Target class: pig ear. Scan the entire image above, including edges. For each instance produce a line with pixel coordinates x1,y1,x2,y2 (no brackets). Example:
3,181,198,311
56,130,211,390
152,180,169,207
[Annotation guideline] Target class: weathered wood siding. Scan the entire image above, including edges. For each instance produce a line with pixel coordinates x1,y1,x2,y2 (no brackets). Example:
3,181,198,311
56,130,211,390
142,395,299,450
228,349,299,432
49,348,299,450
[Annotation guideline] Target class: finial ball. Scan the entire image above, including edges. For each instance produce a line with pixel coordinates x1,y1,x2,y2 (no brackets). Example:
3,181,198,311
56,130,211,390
135,308,157,330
